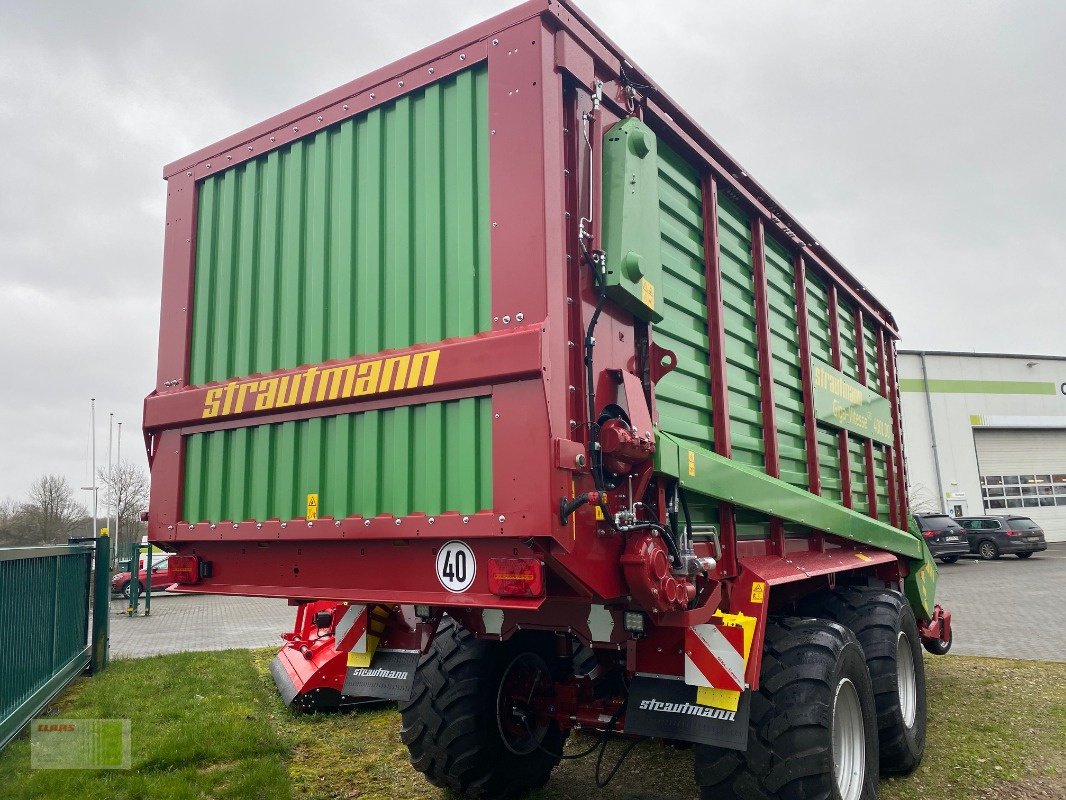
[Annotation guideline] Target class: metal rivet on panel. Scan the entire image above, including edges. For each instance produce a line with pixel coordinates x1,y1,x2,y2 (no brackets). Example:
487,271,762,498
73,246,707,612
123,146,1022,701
307,521,313,527
459,53,466,60
292,126,299,132
493,316,499,322
270,136,276,142
498,516,506,523
491,129,496,135
395,519,402,526
247,146,253,152
189,525,194,530
463,516,470,524
205,163,211,169
516,312,524,322
281,522,287,528
492,221,498,228
256,523,262,529
364,520,371,527
398,80,404,87
502,315,510,324
226,155,232,160
210,524,216,529
492,38,499,45
428,517,435,525
370,93,376,99
343,104,348,111
335,521,341,527
317,116,323,122
494,413,500,419
232,523,238,529
428,67,435,74
186,171,192,177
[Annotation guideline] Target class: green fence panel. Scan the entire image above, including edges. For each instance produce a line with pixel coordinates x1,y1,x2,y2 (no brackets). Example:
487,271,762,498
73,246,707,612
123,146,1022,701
0,545,93,751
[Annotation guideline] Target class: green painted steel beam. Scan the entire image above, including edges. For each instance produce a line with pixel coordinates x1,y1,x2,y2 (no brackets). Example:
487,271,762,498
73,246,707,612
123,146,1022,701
899,378,1056,395
655,430,922,560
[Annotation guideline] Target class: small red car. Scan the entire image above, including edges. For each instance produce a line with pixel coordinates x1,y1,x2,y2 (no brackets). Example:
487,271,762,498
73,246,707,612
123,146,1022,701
111,557,178,598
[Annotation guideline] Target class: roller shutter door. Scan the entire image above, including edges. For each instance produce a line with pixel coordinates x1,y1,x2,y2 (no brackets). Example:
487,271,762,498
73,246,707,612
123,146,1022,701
974,428,1066,542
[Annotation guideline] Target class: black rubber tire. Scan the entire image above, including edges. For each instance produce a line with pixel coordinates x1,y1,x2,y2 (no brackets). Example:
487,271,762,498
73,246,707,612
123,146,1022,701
801,588,927,774
938,555,959,564
398,617,566,799
121,581,144,599
978,540,1000,560
693,617,879,800
1016,552,1033,559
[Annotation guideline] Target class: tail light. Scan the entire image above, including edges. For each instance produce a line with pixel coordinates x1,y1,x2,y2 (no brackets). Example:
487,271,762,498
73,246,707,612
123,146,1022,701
1004,530,1017,537
921,530,935,538
487,558,544,597
168,555,202,584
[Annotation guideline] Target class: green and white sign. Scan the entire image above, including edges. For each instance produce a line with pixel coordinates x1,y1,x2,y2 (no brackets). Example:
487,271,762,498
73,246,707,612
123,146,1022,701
811,357,893,446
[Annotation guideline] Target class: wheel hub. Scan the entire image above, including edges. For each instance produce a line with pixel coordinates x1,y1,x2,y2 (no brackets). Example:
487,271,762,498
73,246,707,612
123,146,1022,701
832,677,865,800
896,631,917,728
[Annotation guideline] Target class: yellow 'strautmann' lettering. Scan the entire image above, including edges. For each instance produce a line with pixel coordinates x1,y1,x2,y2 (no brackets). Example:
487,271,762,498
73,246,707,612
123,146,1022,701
199,349,442,419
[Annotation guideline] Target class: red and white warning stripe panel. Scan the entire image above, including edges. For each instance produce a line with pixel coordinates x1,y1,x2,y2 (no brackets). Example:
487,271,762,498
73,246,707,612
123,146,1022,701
684,623,746,692
334,604,369,653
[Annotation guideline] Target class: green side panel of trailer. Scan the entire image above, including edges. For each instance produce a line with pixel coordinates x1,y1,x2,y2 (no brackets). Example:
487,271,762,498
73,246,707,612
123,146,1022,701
182,396,493,523
182,66,491,523
716,194,765,470
188,64,491,384
653,143,714,455
764,236,808,490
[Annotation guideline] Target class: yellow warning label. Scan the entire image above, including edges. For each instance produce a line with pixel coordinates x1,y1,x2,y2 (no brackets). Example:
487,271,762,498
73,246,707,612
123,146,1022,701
855,552,872,562
641,278,655,309
595,505,605,521
750,581,766,604
697,686,741,711
687,450,696,477
306,493,319,521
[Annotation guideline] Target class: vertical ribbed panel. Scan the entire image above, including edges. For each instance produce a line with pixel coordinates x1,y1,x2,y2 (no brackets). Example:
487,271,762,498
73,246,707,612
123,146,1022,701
764,236,807,488
717,194,764,469
189,64,490,384
873,445,891,523
863,324,879,388
0,550,89,741
849,434,867,511
836,298,859,381
654,144,714,452
805,274,842,502
183,396,492,523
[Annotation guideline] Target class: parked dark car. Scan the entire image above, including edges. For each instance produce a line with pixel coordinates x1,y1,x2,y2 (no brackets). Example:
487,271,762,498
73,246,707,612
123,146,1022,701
911,513,971,564
111,557,178,598
956,515,1048,560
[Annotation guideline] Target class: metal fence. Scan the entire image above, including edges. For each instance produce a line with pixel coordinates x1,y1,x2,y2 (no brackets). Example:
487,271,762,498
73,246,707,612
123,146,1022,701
0,545,94,751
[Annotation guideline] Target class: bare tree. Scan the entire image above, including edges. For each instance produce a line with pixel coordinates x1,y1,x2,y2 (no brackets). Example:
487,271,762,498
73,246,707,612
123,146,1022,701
907,482,942,515
98,460,150,563
18,475,86,544
0,497,31,546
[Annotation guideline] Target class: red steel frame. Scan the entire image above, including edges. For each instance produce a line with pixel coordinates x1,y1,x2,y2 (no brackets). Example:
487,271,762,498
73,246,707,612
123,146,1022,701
145,1,909,615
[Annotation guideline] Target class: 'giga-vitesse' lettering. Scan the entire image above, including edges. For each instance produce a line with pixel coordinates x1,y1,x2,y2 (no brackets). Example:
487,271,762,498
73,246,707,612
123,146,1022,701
201,350,440,419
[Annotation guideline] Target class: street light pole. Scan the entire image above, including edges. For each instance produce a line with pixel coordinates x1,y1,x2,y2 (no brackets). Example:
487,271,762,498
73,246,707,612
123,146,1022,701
90,398,98,538
116,422,122,564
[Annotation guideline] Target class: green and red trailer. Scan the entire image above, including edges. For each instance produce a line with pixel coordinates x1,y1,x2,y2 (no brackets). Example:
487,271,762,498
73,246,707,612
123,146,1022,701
143,3,952,797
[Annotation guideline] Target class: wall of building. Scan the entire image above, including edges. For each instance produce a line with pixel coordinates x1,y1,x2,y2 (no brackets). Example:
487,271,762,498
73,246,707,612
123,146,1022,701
898,351,1066,542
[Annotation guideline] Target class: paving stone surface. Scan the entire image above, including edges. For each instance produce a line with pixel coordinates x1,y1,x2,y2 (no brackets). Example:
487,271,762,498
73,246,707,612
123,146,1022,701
933,541,1066,662
106,591,293,659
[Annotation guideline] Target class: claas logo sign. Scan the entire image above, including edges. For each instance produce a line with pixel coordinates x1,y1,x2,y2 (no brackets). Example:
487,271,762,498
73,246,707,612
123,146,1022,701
202,349,440,419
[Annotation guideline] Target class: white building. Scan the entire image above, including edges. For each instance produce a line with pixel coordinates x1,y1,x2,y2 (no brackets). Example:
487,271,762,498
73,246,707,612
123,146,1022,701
898,351,1066,542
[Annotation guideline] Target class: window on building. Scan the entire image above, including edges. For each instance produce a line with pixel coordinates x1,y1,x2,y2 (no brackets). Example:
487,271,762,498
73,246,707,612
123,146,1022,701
981,472,1066,512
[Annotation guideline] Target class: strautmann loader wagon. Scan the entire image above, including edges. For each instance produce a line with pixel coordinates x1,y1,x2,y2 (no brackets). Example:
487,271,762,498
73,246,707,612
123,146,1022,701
143,2,952,798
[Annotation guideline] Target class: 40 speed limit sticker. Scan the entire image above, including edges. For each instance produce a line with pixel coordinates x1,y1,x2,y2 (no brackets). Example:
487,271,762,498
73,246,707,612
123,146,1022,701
436,540,476,593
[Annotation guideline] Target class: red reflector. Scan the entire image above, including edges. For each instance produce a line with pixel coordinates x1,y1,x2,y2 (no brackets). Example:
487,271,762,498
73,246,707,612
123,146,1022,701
169,555,201,584
488,558,544,597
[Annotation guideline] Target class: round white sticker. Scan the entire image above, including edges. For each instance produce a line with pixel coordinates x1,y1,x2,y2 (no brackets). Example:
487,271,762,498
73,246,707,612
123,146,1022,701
436,540,476,593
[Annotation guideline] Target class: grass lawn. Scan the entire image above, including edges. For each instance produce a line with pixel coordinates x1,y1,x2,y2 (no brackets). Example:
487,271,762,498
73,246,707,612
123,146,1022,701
0,650,1061,800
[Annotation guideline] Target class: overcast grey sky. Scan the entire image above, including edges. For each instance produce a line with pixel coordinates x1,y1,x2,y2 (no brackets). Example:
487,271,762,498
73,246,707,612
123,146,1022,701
1,1,1063,506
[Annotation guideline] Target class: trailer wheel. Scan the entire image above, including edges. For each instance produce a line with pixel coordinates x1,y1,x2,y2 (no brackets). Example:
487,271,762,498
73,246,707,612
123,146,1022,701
399,617,566,799
693,618,878,800
802,588,928,774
